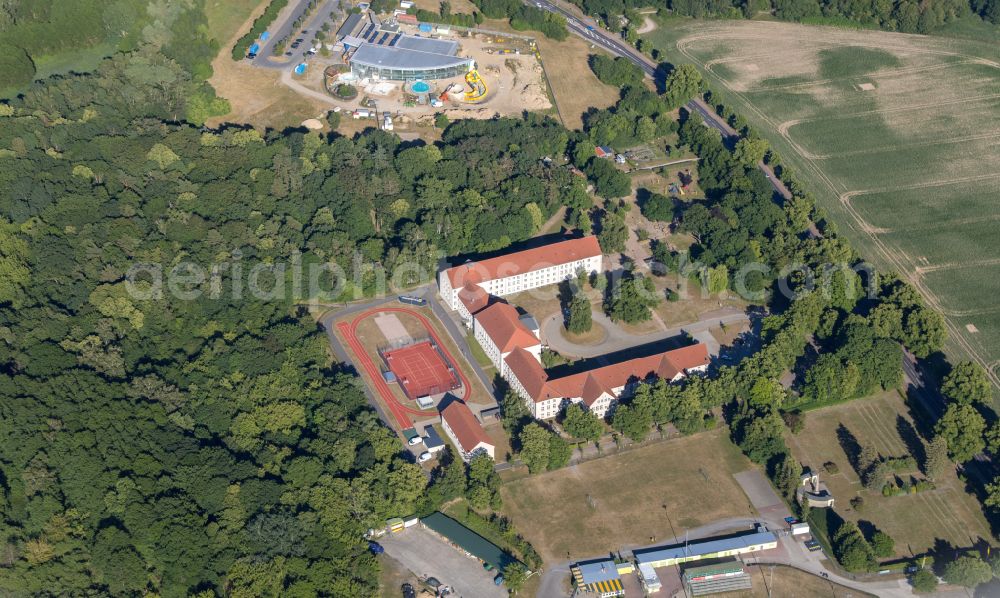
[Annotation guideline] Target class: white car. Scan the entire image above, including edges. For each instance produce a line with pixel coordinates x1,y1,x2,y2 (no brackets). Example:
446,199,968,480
408,435,424,446
417,451,432,463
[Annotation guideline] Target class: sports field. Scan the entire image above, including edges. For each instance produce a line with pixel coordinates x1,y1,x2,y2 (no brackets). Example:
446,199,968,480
499,429,755,563
784,391,991,555
647,20,1000,389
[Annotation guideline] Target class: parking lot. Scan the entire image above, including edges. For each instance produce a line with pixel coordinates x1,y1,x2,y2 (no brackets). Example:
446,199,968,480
379,526,508,598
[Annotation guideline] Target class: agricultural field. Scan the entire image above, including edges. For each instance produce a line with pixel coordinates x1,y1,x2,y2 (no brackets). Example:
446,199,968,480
784,391,992,555
646,19,1000,389
499,428,756,563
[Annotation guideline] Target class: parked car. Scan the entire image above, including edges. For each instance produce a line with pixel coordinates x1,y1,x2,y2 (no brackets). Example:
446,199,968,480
368,541,384,554
805,539,822,552
417,451,432,463
247,52,257,59
401,583,416,598
425,577,441,589
408,435,423,446
493,574,504,586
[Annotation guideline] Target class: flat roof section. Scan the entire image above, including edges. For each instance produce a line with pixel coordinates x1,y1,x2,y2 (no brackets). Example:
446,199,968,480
634,531,778,565
394,34,459,56
350,43,472,70
576,559,621,584
421,512,518,570
337,13,364,39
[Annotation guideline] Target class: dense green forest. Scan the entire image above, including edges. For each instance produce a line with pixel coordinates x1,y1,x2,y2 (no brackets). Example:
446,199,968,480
0,0,221,93
0,58,587,598
0,1,594,595
573,0,997,35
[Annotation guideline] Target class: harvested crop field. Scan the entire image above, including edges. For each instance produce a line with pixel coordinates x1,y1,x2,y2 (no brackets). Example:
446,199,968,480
648,20,1000,389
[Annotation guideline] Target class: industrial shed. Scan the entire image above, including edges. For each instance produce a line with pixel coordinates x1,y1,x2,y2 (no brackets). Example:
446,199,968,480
420,512,518,571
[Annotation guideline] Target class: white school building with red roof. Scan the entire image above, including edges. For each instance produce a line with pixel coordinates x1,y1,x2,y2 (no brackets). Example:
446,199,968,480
438,236,710,421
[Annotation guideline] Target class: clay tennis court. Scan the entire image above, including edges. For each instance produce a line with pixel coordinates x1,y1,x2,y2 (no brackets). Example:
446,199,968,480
382,340,460,399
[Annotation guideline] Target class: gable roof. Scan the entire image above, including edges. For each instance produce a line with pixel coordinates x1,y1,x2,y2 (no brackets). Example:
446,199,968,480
457,283,490,315
507,344,710,404
445,236,601,287
440,400,492,453
504,347,548,397
474,302,539,353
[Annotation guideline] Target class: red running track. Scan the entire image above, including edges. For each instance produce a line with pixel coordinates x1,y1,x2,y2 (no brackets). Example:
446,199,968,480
336,306,471,430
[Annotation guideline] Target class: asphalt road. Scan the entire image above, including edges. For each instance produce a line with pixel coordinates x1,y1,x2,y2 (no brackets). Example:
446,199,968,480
249,0,340,69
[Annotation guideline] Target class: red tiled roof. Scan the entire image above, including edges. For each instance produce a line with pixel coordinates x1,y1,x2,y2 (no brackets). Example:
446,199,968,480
445,236,601,288
504,347,548,398
474,302,539,353
511,344,710,404
457,283,490,316
441,400,492,453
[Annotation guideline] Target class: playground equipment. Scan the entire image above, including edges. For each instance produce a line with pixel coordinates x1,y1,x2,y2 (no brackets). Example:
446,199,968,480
463,69,487,102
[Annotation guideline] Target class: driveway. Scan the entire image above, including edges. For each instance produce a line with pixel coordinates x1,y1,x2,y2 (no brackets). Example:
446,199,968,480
732,469,792,527
379,526,507,598
249,0,340,69
540,308,748,359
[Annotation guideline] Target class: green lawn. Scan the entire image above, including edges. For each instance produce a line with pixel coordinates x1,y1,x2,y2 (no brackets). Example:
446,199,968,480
204,0,266,45
32,42,115,81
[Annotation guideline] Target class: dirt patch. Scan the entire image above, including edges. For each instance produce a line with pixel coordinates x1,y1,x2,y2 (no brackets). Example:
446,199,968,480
374,312,411,344
857,82,876,91
967,323,980,333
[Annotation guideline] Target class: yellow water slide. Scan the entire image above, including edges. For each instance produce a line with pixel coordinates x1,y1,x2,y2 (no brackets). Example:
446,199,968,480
463,68,487,102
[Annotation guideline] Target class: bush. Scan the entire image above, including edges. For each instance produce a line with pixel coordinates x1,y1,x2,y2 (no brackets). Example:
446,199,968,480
588,54,644,87
942,556,993,588
910,569,938,593
849,496,864,511
334,84,358,99
639,191,673,222
871,531,894,558
824,461,839,474
781,410,805,434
